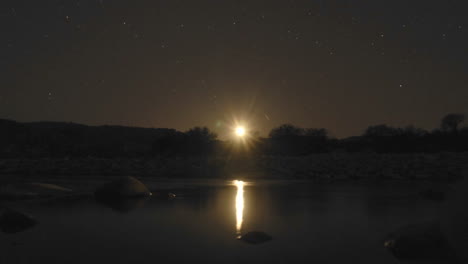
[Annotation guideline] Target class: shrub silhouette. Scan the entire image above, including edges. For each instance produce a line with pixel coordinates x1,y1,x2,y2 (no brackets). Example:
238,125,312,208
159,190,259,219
184,127,218,156
440,113,465,133
267,124,330,155
269,124,304,138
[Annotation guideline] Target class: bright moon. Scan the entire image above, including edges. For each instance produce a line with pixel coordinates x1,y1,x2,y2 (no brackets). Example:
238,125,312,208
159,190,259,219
235,126,246,137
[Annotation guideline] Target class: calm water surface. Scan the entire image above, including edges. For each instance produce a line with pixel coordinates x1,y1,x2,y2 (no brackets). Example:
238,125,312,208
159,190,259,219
0,178,443,264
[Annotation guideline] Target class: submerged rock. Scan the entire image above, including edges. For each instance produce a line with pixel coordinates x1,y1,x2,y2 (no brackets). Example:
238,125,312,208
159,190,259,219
94,176,152,199
419,189,446,201
0,209,37,234
28,183,72,192
0,182,72,200
239,231,272,244
384,223,457,261
151,192,177,199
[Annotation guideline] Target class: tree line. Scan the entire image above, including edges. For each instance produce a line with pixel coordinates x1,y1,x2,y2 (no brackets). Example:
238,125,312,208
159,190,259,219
261,113,468,155
0,113,466,158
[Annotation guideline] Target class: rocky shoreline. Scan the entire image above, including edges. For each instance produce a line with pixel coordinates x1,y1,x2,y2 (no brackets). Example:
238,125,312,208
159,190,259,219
0,152,467,181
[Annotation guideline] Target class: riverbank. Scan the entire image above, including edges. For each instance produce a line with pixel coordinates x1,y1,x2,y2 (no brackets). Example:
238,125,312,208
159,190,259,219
0,152,467,181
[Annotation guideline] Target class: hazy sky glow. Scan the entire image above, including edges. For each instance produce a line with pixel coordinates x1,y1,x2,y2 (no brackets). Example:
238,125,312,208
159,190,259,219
1,0,468,137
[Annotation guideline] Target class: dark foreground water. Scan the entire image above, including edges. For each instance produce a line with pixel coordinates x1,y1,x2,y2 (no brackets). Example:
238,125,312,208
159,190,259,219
0,178,444,264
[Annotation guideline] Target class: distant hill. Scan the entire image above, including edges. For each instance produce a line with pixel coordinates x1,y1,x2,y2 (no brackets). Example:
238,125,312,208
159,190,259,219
0,119,177,158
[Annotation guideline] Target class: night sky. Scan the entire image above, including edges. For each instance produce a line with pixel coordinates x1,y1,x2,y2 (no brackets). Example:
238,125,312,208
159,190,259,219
1,0,468,138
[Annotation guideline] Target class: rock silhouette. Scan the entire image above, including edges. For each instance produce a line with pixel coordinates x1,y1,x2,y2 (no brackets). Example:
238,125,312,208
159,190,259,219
384,223,456,261
239,231,272,244
0,209,37,234
94,176,152,199
98,197,149,212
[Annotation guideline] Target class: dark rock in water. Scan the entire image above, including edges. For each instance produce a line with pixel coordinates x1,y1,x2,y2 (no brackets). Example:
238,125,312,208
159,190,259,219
0,182,72,200
95,176,152,199
0,209,37,234
384,223,457,261
420,189,446,201
27,183,72,193
98,197,149,212
151,192,177,199
239,231,272,244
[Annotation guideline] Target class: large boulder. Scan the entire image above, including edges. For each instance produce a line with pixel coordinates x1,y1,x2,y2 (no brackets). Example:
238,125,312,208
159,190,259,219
384,223,457,261
98,197,149,212
0,209,37,234
239,231,272,244
94,176,152,199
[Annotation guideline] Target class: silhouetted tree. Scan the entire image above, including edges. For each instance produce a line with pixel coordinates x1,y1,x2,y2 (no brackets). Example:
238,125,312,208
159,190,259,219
185,127,217,142
267,125,331,155
152,129,185,156
364,124,400,138
184,127,218,155
400,125,428,137
440,113,465,133
269,124,304,138
304,128,328,138
362,124,430,153
303,128,330,153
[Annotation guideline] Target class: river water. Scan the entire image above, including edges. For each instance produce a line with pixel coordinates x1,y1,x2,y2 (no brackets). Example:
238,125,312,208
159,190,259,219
0,178,444,264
